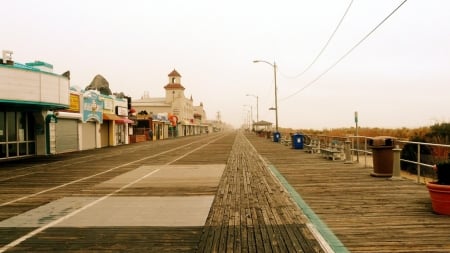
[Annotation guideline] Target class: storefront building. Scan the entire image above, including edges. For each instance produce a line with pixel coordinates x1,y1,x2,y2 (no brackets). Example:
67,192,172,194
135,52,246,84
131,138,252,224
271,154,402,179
102,95,132,146
0,51,69,160
53,90,132,153
132,69,208,139
1,51,134,160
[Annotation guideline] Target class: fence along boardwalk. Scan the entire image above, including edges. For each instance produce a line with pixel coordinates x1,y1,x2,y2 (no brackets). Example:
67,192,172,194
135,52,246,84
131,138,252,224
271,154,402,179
246,133,450,253
197,132,325,252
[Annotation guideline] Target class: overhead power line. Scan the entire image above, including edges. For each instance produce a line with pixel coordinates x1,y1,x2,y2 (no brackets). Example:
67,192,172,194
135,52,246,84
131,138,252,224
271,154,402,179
281,0,408,101
280,0,354,79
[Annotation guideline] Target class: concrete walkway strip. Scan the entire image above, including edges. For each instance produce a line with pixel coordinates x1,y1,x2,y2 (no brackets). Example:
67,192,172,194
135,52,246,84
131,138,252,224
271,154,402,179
96,164,225,188
0,164,226,230
0,196,214,227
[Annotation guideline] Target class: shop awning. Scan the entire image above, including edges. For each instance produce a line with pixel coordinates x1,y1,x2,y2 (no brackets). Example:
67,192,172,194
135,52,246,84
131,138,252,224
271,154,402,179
116,118,134,124
103,113,122,121
103,113,134,124
0,100,69,111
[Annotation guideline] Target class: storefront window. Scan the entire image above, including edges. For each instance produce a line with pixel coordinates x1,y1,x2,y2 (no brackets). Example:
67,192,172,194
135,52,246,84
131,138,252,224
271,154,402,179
0,112,5,142
27,113,35,141
7,112,16,142
8,143,17,157
28,142,35,155
19,143,27,156
0,144,5,158
116,124,125,144
0,111,36,159
0,112,5,158
18,112,26,141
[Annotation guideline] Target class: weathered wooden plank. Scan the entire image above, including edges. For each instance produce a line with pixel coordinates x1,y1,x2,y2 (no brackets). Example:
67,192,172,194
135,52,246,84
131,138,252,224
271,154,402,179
1,132,328,252
246,132,450,253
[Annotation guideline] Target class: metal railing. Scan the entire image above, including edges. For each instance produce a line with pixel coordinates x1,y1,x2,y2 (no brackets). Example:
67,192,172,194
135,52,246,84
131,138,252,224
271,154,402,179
304,134,450,184
396,140,450,183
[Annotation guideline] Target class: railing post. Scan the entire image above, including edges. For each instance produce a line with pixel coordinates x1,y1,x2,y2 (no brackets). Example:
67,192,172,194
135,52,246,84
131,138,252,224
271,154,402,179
345,138,352,164
417,144,421,184
356,135,360,163
390,145,403,180
351,137,354,162
364,137,368,168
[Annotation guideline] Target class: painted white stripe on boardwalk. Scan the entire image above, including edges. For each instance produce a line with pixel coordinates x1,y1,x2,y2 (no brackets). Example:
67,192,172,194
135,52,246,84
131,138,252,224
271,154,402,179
0,165,224,228
0,134,225,252
0,168,161,252
0,135,222,207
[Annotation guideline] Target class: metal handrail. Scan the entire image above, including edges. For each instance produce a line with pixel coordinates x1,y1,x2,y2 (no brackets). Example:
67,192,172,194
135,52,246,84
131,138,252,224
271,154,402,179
305,134,450,184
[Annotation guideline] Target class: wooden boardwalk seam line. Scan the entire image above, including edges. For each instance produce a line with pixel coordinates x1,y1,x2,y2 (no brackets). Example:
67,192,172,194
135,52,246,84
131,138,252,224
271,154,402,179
197,132,326,253
244,133,342,253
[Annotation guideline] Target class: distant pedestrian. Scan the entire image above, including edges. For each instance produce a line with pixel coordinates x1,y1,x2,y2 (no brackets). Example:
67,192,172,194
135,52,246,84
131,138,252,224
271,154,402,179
148,129,153,141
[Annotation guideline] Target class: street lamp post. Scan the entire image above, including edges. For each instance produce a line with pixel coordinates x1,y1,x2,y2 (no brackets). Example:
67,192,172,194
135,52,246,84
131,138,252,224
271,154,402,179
253,60,278,132
246,94,259,123
242,105,252,130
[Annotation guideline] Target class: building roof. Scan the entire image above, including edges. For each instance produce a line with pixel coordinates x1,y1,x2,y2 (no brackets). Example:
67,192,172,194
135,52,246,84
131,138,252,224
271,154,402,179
0,60,62,77
133,97,165,103
168,69,181,77
25,61,53,69
164,83,185,90
132,97,170,107
253,120,273,126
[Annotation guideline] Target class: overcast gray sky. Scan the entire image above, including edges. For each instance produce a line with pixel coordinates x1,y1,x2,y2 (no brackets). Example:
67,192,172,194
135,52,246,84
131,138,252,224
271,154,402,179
3,0,450,129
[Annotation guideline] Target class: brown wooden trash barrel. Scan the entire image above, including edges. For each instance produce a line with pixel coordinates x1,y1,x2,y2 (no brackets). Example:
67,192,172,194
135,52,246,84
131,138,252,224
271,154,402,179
368,136,395,177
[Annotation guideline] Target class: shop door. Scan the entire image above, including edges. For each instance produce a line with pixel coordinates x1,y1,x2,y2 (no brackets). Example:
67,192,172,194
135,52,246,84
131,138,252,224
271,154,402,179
81,122,96,150
55,119,78,153
100,122,109,147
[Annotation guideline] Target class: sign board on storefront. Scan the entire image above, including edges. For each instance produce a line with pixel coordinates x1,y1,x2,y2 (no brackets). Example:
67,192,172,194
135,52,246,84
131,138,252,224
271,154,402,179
116,106,128,116
83,90,103,123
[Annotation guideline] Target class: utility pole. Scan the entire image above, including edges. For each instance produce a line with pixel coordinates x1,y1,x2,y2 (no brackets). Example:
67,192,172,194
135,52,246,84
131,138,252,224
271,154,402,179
355,111,359,162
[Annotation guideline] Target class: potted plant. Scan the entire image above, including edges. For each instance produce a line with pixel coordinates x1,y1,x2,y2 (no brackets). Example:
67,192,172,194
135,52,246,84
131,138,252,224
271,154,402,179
427,161,450,215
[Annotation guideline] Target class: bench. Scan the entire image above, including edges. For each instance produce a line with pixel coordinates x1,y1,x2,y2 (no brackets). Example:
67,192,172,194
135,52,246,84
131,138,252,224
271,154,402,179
304,139,320,153
280,136,292,147
320,142,345,161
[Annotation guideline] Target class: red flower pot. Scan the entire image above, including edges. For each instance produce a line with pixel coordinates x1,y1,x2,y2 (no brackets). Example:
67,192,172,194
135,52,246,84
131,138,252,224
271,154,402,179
427,182,450,215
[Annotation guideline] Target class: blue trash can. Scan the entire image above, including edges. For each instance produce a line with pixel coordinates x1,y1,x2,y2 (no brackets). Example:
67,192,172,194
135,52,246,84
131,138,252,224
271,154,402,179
273,132,281,142
291,133,304,149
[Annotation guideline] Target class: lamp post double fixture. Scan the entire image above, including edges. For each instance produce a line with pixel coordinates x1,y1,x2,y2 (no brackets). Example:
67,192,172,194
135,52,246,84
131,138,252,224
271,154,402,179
246,94,259,123
253,60,278,132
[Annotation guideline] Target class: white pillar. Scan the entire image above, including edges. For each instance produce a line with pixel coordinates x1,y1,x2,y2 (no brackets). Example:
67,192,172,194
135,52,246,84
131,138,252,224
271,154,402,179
344,139,352,164
390,145,403,180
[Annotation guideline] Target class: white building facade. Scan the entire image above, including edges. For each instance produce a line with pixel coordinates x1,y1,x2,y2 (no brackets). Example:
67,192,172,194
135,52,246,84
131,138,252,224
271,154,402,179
0,51,70,160
132,69,208,138
53,89,133,154
0,51,133,160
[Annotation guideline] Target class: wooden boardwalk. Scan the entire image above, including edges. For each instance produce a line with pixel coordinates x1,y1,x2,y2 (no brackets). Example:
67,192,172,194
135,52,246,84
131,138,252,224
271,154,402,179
245,133,450,253
0,132,326,252
197,132,325,252
2,131,450,252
